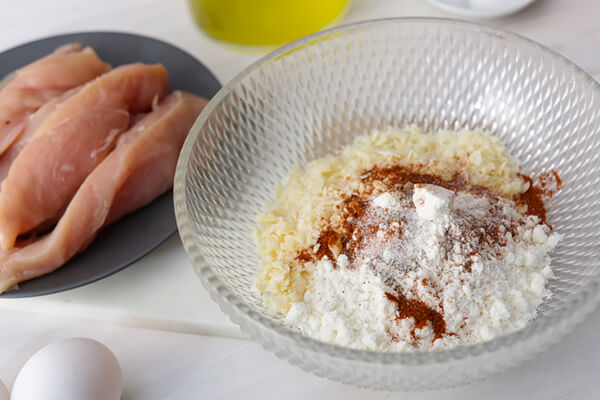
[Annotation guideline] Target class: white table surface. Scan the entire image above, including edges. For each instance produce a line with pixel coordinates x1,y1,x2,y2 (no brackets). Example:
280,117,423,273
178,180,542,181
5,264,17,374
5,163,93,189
1,0,600,398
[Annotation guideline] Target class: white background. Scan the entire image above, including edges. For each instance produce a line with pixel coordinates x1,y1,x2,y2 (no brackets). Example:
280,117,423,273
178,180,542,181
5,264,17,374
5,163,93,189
1,0,600,399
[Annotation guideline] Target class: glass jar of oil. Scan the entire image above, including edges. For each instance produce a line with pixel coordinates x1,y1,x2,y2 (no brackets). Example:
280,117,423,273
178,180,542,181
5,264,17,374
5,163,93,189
188,0,349,47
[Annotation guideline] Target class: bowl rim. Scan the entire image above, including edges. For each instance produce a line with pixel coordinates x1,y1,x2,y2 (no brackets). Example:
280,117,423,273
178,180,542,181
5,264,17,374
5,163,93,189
175,17,600,365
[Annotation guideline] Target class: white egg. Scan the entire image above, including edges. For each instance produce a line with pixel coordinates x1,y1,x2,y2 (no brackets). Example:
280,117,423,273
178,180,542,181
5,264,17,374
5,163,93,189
11,338,123,400
0,378,8,400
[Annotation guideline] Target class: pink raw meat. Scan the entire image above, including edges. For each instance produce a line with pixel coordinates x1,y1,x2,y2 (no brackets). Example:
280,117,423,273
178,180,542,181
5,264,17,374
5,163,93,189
0,43,109,156
35,63,169,136
0,86,82,183
0,91,208,293
0,109,130,249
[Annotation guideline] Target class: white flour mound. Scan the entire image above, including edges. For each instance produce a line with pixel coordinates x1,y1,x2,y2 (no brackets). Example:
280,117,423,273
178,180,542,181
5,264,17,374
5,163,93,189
286,184,561,351
287,258,399,350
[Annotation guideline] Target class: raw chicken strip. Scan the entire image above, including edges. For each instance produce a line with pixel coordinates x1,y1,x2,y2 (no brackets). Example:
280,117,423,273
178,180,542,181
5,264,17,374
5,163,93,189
0,109,130,249
0,86,82,183
35,63,169,136
0,91,207,293
0,63,168,248
0,43,109,156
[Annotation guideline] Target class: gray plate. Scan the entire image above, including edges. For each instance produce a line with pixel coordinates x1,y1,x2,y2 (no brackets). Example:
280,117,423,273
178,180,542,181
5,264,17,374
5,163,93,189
0,31,221,298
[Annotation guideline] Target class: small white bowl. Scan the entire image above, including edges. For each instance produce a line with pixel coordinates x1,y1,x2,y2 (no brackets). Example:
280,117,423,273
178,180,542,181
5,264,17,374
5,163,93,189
429,0,535,18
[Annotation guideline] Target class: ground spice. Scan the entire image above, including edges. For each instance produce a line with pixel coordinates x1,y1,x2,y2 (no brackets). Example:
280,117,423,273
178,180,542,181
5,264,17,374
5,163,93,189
362,165,499,199
362,165,445,188
552,170,563,190
296,250,313,263
517,174,549,225
464,258,473,273
384,291,447,342
314,229,339,261
537,170,562,197
463,250,479,273
298,165,557,264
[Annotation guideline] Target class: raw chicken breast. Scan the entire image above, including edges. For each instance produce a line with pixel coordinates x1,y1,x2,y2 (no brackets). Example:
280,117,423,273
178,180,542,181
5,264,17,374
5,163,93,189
0,91,207,293
0,44,109,156
0,86,82,183
0,109,130,249
35,63,169,136
0,63,168,249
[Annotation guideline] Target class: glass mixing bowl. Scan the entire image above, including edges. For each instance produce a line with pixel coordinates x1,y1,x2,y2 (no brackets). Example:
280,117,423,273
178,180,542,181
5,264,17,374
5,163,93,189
174,18,600,390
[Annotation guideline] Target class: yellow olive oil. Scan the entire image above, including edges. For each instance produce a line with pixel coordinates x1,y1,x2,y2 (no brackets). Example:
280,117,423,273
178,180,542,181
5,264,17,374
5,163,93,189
188,0,349,47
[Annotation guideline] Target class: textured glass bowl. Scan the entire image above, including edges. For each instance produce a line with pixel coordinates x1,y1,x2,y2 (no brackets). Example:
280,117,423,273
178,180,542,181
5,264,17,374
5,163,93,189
174,18,600,390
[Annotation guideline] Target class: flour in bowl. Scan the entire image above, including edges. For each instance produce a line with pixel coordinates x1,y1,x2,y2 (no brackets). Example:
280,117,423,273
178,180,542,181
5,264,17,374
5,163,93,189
255,128,561,351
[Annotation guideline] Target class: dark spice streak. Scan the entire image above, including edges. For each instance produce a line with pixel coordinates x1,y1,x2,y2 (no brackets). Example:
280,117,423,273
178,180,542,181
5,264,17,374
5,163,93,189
342,222,378,263
297,165,560,265
552,170,563,191
366,165,554,226
385,291,447,342
537,170,562,197
464,259,473,273
296,249,313,263
340,195,370,260
464,250,478,273
317,229,342,260
517,174,548,225
362,165,498,200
